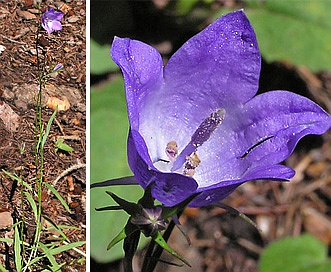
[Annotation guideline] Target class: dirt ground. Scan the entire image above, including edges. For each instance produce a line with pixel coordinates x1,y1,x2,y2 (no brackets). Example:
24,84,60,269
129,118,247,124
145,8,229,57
0,0,86,271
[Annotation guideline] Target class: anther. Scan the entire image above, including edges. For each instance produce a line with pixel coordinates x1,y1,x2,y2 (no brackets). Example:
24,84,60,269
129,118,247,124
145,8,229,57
165,141,178,162
183,152,201,176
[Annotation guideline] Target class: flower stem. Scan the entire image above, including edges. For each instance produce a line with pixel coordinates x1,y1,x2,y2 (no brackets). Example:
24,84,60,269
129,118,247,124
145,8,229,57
123,229,140,272
24,24,45,271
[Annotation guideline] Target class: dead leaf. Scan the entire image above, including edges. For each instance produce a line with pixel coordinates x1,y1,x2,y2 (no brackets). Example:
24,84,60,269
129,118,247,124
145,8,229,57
55,2,71,14
67,15,79,23
24,0,33,7
16,9,36,20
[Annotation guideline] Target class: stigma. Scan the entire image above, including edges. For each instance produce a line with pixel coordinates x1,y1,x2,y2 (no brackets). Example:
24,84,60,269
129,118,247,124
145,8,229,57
171,108,226,172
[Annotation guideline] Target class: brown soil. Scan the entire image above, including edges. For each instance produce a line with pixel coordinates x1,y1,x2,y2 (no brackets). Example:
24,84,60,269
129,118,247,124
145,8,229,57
0,1,86,271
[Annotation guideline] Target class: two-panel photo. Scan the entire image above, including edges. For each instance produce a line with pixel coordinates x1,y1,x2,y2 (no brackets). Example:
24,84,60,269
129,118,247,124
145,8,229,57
1,1,331,271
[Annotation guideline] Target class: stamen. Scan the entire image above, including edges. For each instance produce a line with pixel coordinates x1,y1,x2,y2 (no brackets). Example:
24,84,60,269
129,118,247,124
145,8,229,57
165,141,178,162
172,108,226,171
183,152,201,176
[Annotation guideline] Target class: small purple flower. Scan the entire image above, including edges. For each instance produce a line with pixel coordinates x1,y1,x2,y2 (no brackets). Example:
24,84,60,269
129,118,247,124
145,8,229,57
52,63,63,72
111,10,331,207
41,7,64,35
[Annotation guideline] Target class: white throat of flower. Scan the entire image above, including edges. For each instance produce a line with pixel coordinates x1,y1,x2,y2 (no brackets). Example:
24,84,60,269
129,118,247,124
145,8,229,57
153,108,226,177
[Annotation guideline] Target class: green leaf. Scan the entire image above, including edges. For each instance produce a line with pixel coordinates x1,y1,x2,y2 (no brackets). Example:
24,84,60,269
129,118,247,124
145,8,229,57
48,241,86,255
216,0,331,71
0,237,29,247
244,0,331,71
13,225,22,272
24,191,38,221
41,108,57,149
38,242,64,271
2,170,32,191
176,0,199,15
91,39,119,74
55,138,74,152
44,182,72,214
0,262,7,272
259,234,331,272
90,76,146,262
42,215,70,242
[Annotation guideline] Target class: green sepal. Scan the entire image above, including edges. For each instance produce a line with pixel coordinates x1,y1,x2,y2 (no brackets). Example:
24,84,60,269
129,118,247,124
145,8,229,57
107,218,139,250
90,176,138,188
153,231,191,267
107,227,127,251
172,214,191,246
95,205,123,211
215,202,261,232
238,213,261,232
106,191,141,216
138,183,154,209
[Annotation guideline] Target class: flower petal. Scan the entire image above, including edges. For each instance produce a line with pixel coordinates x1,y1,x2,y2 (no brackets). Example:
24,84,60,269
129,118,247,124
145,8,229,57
134,10,261,163
165,10,260,106
239,91,331,166
193,91,330,190
111,37,164,130
51,21,62,31
189,165,294,207
41,8,64,35
128,130,198,206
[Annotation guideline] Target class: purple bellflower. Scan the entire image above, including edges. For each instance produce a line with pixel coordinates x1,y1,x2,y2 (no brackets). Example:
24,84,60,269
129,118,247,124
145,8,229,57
111,10,331,208
51,63,63,72
41,7,64,35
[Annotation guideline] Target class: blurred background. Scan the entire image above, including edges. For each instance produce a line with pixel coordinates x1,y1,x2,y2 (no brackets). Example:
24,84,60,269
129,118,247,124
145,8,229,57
90,1,331,271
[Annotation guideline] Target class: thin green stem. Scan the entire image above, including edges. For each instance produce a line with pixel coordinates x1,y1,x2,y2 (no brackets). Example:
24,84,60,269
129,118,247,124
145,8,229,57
24,24,45,272
19,162,26,267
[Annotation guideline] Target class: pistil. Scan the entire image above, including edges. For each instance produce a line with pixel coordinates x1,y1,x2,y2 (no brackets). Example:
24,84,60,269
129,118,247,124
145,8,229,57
171,108,226,171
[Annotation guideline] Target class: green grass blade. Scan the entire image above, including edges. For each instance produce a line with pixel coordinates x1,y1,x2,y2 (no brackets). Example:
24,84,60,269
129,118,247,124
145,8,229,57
50,225,80,231
26,255,43,267
44,182,72,214
38,242,63,271
42,215,70,242
49,241,86,255
14,225,22,271
41,108,57,149
0,238,13,243
2,170,32,191
0,238,29,247
24,191,38,221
